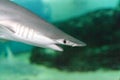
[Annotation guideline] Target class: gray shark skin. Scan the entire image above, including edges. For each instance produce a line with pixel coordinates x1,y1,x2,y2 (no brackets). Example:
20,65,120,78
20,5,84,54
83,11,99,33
0,0,86,51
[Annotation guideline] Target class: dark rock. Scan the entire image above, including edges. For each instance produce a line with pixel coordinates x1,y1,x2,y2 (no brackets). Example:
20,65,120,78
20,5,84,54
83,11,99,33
30,8,120,71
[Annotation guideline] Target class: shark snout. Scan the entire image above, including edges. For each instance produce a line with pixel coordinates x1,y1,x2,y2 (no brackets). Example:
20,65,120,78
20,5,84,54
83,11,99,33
56,39,86,47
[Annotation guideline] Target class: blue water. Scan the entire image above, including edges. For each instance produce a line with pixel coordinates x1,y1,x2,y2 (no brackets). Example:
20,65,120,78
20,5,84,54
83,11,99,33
12,0,119,22
0,41,32,54
12,0,51,21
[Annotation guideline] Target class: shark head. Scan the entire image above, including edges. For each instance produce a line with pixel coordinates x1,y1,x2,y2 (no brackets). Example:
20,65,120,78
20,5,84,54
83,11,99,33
56,39,86,47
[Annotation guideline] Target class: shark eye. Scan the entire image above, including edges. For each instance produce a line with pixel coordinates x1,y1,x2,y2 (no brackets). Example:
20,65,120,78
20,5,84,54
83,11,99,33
63,39,70,44
56,39,74,46
63,39,67,44
56,39,68,44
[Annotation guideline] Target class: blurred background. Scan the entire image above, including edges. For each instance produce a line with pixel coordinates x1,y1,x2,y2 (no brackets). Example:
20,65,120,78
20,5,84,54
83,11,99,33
0,0,120,80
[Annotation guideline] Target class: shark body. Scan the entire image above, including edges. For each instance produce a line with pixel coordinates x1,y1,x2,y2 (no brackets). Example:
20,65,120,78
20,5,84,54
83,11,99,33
0,0,86,51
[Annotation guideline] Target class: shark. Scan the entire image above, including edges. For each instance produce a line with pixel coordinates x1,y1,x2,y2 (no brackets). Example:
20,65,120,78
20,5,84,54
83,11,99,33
0,0,86,51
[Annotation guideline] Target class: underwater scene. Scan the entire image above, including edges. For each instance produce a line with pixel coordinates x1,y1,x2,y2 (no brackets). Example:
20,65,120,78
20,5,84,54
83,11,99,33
0,0,120,80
